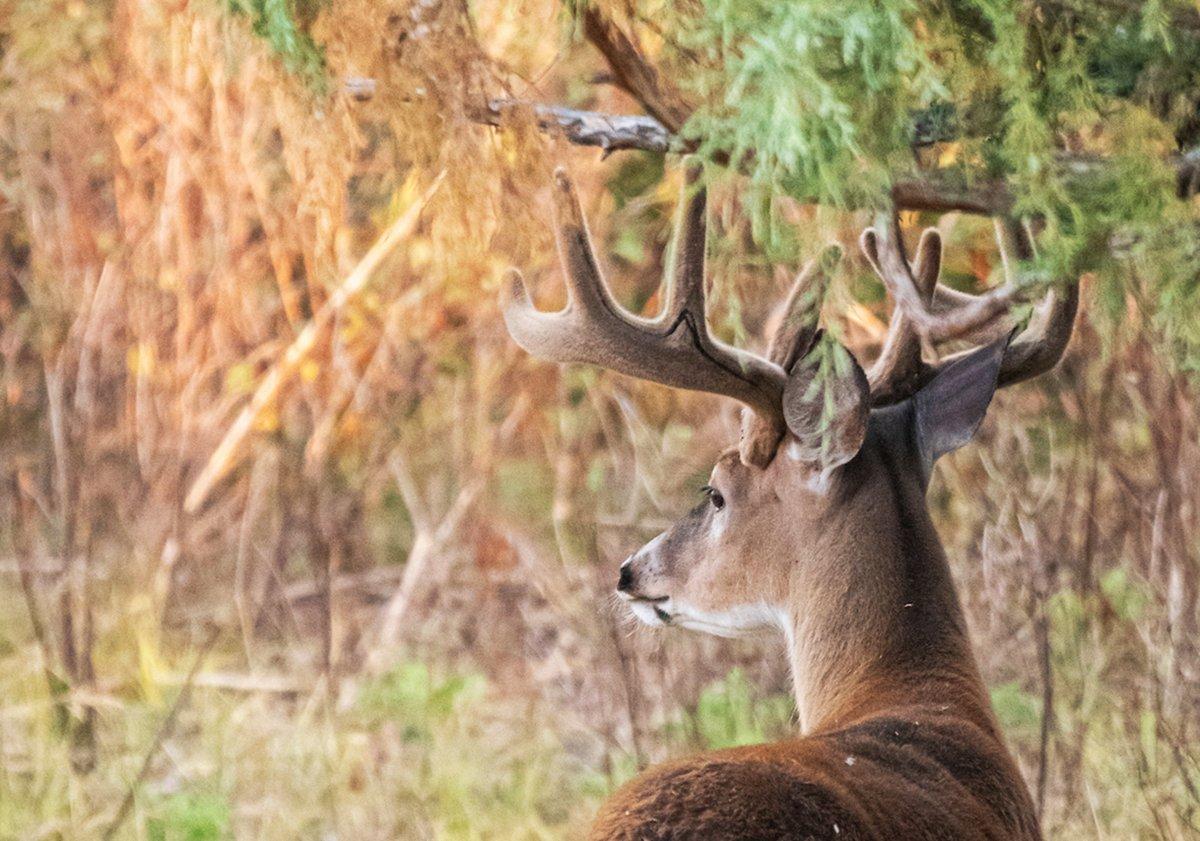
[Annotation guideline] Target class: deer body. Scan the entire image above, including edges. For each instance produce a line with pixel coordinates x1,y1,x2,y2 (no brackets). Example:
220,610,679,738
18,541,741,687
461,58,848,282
591,408,1039,840
502,165,1075,840
590,710,1034,840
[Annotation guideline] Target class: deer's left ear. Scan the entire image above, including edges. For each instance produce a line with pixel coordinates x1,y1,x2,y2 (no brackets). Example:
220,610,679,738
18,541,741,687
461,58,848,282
913,332,1011,472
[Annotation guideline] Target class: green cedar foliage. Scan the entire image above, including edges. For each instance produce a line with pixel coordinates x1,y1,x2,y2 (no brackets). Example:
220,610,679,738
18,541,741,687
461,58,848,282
659,0,1200,371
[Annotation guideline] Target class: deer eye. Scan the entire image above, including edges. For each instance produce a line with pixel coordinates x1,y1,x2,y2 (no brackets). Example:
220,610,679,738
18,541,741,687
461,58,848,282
701,485,725,511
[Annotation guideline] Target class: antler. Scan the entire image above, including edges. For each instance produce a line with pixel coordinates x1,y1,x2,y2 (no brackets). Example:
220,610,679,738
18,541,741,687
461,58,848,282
503,168,1076,471
502,167,789,427
860,213,1078,406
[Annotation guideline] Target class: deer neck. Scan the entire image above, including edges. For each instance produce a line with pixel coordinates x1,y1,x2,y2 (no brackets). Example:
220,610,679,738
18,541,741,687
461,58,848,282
781,456,996,736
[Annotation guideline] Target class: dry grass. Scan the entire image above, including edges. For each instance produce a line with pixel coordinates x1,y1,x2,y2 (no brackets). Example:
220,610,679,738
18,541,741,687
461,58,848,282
0,1,1197,838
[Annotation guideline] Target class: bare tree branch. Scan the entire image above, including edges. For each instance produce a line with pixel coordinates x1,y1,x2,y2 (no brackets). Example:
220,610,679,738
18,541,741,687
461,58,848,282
353,1,1200,215
474,99,674,154
102,625,221,841
579,6,691,133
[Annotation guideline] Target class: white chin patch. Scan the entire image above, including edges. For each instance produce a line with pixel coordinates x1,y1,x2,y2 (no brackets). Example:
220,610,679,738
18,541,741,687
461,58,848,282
627,599,785,639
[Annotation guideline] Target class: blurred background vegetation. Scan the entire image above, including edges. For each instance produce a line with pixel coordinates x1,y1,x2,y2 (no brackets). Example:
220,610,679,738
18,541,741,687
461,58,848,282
0,0,1198,838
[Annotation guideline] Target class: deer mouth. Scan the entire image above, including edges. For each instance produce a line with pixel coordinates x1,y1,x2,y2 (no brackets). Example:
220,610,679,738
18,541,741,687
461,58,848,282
616,590,668,604
623,595,674,626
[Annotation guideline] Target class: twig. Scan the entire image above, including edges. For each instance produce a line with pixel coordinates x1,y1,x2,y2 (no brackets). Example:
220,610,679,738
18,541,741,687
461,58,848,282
368,464,484,664
1079,361,1117,594
8,475,67,726
283,564,406,602
102,625,222,841
43,362,76,682
1033,571,1054,818
605,608,647,769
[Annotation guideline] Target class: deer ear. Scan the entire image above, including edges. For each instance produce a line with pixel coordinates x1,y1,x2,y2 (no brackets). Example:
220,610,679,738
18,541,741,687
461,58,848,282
913,332,1011,470
782,333,869,472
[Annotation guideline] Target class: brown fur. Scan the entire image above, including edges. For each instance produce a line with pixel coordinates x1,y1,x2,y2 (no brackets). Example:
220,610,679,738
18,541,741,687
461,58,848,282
591,702,1037,841
600,405,1040,840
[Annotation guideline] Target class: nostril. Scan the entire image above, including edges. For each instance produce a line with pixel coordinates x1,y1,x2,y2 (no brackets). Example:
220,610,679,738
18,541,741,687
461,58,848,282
617,562,634,593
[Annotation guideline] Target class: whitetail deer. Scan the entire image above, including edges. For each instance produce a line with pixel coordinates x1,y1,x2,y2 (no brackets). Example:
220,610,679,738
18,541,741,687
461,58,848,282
502,165,1077,840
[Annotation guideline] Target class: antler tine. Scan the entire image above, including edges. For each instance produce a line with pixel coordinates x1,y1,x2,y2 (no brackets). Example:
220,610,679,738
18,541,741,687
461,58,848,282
918,252,1078,391
872,212,1014,345
860,226,941,402
739,245,842,467
663,164,708,323
501,167,787,422
548,168,624,322
768,245,841,371
855,213,1078,406
991,217,1079,387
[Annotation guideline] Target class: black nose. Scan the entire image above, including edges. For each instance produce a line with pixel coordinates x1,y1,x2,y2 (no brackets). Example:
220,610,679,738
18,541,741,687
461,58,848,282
617,562,634,593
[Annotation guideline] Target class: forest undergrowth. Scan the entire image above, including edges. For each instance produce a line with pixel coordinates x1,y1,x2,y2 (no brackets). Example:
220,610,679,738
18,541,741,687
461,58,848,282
0,0,1197,838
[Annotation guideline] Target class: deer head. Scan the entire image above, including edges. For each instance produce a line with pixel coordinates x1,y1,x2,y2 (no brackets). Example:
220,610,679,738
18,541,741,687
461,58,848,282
503,165,1077,730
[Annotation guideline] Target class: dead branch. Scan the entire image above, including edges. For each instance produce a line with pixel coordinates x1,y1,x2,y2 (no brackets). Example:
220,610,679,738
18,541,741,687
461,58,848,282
579,6,691,133
474,99,674,154
349,79,1198,214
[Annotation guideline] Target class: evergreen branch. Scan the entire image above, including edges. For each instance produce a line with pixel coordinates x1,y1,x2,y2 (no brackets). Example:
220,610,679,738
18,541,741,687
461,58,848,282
1046,0,1200,35
347,77,1197,214
557,5,1190,213
578,4,955,147
943,0,1200,41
